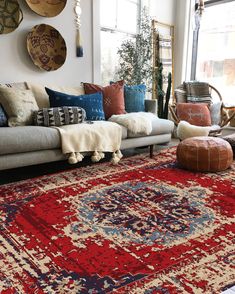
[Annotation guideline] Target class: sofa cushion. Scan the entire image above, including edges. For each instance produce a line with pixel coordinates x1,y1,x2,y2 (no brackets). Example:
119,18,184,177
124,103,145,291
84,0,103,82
84,80,125,119
0,124,128,155
127,118,174,138
46,88,105,121
0,87,39,126
26,83,85,109
0,126,60,155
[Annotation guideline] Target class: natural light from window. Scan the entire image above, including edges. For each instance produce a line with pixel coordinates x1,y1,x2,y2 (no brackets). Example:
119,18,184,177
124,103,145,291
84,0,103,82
196,1,235,105
100,0,139,84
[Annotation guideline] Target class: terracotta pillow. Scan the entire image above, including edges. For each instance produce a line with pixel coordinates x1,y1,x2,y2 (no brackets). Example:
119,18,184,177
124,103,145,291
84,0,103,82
176,103,211,126
83,81,125,119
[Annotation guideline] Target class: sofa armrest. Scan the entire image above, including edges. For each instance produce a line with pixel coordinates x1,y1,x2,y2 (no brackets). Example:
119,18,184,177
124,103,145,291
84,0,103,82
145,99,157,114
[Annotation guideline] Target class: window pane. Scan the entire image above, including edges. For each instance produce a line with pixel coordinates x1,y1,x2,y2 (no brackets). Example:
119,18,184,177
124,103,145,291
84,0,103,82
101,30,134,84
196,1,235,104
100,0,117,29
117,0,138,33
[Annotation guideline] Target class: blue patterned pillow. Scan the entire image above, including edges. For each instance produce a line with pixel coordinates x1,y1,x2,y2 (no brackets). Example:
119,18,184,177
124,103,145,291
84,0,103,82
124,84,146,113
45,88,105,121
0,105,7,126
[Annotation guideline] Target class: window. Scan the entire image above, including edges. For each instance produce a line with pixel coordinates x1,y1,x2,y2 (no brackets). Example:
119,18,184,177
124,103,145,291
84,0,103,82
194,0,235,104
100,0,141,84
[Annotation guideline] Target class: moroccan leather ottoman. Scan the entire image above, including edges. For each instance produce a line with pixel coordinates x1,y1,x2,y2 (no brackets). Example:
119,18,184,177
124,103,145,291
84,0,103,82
177,136,233,172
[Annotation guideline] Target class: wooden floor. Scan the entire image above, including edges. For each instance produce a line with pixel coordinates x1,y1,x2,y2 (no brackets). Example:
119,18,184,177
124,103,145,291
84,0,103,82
0,140,179,185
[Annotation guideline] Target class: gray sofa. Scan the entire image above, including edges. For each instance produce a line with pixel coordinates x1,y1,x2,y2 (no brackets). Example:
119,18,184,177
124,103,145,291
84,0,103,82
0,83,174,171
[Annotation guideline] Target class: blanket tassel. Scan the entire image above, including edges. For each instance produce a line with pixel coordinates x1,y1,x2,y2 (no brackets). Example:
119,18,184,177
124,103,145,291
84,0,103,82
111,150,122,165
68,152,77,164
68,152,84,164
91,151,104,162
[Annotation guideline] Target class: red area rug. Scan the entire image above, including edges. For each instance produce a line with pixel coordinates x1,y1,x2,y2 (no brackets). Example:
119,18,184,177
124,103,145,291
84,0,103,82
0,148,234,293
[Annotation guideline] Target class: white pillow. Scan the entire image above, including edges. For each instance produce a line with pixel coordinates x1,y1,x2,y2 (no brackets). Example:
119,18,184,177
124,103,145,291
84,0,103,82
0,87,39,126
26,82,85,108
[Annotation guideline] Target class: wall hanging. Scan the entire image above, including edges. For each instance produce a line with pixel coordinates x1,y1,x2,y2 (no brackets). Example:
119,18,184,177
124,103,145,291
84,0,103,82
75,0,83,57
0,0,23,34
27,23,67,71
25,0,67,17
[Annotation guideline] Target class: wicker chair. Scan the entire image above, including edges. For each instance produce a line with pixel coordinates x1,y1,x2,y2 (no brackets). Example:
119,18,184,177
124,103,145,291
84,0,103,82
169,82,235,136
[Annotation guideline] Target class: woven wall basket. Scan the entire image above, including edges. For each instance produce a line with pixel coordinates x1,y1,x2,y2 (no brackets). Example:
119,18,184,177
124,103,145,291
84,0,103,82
0,0,23,34
25,0,67,17
27,24,67,71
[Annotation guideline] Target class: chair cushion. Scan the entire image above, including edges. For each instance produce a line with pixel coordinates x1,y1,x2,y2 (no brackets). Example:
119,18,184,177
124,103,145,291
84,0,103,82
46,88,105,121
176,103,211,126
84,80,125,119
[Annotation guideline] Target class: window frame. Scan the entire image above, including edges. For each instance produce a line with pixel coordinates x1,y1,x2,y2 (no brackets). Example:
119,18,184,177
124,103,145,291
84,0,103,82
190,0,235,80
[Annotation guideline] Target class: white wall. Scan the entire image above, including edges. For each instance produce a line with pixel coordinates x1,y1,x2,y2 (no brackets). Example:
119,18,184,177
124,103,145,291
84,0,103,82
174,0,192,87
0,0,181,87
0,0,93,85
148,0,176,25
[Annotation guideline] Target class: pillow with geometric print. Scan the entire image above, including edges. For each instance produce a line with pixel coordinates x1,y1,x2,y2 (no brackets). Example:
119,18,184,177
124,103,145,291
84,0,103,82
34,106,86,127
176,103,211,126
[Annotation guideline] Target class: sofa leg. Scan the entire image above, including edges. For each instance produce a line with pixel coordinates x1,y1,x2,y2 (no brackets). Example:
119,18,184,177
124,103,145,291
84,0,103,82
150,145,154,158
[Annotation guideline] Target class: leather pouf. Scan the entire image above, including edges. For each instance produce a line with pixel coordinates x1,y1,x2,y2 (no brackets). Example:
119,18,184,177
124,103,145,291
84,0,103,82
177,136,233,172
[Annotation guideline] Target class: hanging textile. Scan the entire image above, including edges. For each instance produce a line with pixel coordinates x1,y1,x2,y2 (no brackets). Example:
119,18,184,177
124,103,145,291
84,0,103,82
158,34,173,93
75,0,83,57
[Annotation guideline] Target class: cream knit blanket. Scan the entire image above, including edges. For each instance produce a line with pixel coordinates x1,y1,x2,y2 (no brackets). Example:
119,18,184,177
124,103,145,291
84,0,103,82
56,121,123,164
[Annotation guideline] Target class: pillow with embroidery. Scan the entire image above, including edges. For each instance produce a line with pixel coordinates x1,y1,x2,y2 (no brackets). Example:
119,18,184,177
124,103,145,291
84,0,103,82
176,103,211,126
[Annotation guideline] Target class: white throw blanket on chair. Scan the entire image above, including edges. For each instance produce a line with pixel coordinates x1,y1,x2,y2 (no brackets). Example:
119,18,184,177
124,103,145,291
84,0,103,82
177,120,221,140
56,121,123,164
109,112,157,135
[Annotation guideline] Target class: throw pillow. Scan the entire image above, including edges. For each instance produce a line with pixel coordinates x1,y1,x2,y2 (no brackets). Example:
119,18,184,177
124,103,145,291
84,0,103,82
124,84,146,113
176,103,212,126
27,82,85,109
83,80,125,119
185,81,212,104
0,105,7,127
34,106,86,127
0,87,39,126
46,87,105,121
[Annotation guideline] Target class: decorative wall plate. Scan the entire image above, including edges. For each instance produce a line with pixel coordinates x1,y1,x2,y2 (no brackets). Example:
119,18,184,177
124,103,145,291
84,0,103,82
25,0,67,17
27,24,67,71
0,0,23,34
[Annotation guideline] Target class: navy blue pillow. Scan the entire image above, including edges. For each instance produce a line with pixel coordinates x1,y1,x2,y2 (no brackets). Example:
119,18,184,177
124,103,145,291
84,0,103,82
124,84,146,113
0,105,7,127
45,88,105,121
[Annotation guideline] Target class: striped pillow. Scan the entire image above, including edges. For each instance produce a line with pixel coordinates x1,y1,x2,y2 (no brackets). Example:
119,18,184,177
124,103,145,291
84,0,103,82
34,106,86,127
185,82,212,104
